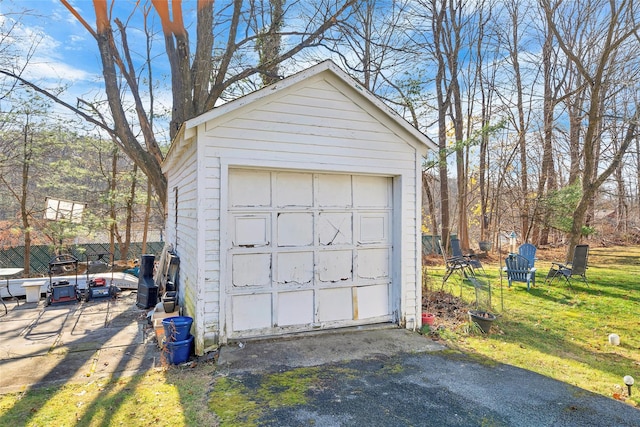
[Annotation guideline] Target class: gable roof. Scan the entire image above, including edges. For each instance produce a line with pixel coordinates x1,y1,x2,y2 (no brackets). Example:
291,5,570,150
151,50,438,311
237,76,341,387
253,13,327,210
165,60,436,166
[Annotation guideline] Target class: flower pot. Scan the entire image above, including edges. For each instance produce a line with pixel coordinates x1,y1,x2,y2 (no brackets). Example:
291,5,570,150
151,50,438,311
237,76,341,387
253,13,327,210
162,291,177,313
478,241,493,252
162,316,193,342
164,335,193,365
468,310,496,334
422,312,436,326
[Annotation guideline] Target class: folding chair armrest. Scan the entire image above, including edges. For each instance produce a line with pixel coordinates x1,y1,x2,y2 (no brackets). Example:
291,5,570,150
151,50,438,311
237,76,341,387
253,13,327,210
446,258,466,267
551,262,567,269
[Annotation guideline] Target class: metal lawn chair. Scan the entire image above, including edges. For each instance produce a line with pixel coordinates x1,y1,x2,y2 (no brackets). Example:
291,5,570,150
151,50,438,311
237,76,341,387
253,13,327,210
518,243,537,286
545,244,589,288
504,254,535,290
451,238,485,275
438,239,474,284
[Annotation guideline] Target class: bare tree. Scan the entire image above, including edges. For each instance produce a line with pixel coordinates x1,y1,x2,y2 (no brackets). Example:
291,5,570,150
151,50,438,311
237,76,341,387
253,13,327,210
542,0,640,255
531,17,561,246
473,0,496,244
325,0,416,95
505,1,533,241
2,1,357,212
430,0,454,249
0,93,54,274
256,0,286,86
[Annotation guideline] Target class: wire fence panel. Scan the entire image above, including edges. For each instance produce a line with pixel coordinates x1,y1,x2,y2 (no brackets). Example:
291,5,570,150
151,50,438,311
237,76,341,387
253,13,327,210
0,242,165,276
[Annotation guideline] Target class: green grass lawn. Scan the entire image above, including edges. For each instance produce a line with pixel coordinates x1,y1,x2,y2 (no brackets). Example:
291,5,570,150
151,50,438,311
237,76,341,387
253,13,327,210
426,245,640,407
1,245,638,425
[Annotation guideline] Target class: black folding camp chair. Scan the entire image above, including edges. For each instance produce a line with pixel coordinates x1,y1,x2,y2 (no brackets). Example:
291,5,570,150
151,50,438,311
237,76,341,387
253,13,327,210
545,245,589,288
438,239,474,284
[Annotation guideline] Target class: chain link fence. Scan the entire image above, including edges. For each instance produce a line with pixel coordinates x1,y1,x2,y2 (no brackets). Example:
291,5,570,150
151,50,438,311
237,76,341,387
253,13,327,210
0,242,165,276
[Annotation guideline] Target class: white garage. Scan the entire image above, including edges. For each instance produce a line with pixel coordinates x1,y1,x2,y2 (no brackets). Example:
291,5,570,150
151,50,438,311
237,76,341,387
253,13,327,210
162,60,436,354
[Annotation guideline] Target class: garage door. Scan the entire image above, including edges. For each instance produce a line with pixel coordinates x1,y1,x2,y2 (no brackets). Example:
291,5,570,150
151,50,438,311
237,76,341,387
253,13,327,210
226,168,394,338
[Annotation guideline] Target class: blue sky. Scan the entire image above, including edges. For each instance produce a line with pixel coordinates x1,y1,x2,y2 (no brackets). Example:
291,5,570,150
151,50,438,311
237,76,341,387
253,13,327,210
1,0,181,139
5,1,104,83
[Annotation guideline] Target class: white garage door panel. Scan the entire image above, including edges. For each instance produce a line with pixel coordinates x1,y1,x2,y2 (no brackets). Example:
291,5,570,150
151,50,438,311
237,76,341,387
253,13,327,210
353,175,391,208
277,212,314,246
229,169,271,207
276,172,313,207
318,250,353,283
318,212,352,245
317,174,352,207
227,169,393,338
232,253,271,287
357,248,390,279
276,252,314,285
232,294,272,331
318,288,353,322
278,290,314,326
356,284,389,319
357,213,390,244
232,215,270,246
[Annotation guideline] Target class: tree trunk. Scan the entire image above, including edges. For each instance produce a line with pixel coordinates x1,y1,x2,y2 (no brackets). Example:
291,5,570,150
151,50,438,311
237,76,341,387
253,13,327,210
142,179,152,255
433,0,451,248
93,6,167,209
122,164,137,262
614,157,627,234
566,82,584,186
636,137,640,214
422,171,439,241
109,146,118,261
257,0,285,86
533,24,557,246
20,123,31,276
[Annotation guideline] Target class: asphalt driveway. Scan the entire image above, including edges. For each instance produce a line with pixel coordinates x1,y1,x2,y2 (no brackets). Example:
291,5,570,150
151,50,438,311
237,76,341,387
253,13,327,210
217,328,640,426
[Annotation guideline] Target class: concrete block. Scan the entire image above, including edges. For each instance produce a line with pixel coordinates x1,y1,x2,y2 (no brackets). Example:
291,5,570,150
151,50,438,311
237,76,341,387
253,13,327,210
22,281,46,303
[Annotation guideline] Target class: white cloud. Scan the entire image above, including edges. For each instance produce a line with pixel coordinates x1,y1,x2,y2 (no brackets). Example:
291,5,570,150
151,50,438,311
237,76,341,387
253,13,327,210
24,60,93,82
1,8,97,84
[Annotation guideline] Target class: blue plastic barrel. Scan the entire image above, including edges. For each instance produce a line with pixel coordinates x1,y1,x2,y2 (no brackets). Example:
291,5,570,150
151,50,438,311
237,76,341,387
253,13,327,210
162,316,193,342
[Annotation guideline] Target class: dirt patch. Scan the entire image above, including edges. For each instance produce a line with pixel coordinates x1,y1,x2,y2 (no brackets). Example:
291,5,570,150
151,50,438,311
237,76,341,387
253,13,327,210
421,290,471,332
